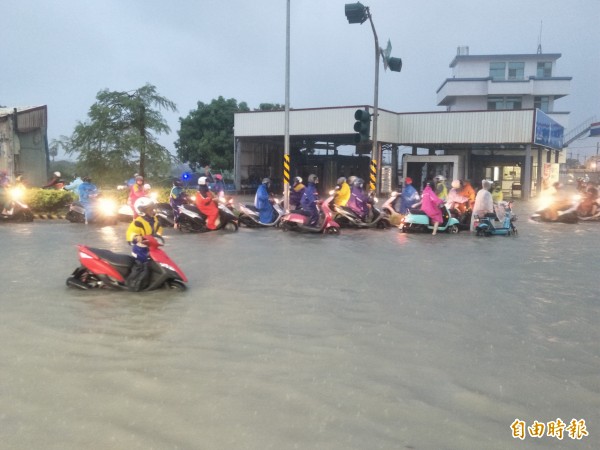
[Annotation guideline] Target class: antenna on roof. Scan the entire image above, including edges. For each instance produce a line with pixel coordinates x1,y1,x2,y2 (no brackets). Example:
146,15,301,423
537,20,543,54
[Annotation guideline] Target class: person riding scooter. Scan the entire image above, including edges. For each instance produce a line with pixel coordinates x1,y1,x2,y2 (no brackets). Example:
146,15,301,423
396,177,420,214
126,197,163,244
42,171,65,189
346,178,372,221
196,176,220,230
300,174,320,226
78,176,98,225
169,179,187,229
333,177,351,207
255,177,275,224
128,175,146,218
289,176,305,210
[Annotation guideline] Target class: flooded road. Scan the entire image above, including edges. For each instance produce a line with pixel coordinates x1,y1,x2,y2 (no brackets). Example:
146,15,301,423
1,200,598,449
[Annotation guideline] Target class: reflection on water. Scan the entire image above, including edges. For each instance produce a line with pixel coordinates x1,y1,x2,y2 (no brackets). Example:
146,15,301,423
0,213,598,449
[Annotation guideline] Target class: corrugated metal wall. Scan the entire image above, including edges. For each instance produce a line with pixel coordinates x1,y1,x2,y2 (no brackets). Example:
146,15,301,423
235,108,535,145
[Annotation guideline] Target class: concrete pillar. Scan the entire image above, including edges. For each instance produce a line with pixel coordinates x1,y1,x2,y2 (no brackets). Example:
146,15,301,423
523,144,532,200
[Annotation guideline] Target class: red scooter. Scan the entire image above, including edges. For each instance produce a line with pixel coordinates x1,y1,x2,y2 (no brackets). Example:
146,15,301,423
280,190,341,234
66,235,188,291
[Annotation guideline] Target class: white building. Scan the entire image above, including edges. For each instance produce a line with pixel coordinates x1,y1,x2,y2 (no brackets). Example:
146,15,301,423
437,46,571,129
233,48,573,198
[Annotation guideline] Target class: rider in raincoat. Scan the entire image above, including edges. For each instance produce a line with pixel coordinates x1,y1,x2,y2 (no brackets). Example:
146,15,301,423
254,178,274,224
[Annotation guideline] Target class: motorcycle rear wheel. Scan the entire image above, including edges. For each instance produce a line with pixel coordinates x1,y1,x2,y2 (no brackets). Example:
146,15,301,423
164,280,186,291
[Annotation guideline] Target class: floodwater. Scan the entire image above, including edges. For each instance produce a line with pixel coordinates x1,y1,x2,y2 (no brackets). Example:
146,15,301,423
0,199,598,450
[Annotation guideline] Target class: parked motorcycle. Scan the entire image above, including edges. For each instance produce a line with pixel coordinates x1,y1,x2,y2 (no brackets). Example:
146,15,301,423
65,195,118,225
0,185,34,222
331,191,391,229
280,191,341,234
400,205,460,234
66,235,187,291
176,196,239,232
237,197,285,228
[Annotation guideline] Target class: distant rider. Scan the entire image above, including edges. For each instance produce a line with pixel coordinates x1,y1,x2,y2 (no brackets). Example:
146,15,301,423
78,176,98,224
64,175,83,199
289,176,305,210
169,179,186,229
412,181,445,235
255,178,275,224
470,179,494,231
128,175,146,218
346,178,371,221
396,177,420,214
434,175,448,201
196,176,220,230
333,177,351,207
0,170,11,215
446,179,468,212
42,171,64,189
300,174,320,226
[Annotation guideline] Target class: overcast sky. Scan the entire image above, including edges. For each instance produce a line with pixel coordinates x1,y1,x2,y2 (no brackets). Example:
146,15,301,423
3,0,599,159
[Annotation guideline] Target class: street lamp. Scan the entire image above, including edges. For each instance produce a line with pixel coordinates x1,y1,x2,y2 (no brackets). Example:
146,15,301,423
345,2,402,194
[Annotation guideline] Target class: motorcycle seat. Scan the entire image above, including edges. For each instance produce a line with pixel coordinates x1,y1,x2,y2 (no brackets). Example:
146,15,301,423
88,247,135,270
243,204,259,212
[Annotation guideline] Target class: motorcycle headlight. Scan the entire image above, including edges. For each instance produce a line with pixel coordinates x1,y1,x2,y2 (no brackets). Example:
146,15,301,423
10,186,24,201
98,198,117,215
150,192,159,201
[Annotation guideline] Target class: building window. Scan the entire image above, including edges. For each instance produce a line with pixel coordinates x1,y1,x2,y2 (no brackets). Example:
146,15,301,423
537,62,552,78
508,62,524,80
489,62,506,80
487,96,523,110
534,96,550,112
505,96,522,109
487,97,504,110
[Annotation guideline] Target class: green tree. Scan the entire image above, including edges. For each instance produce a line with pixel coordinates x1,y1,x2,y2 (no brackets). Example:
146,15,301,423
175,96,249,171
256,103,284,111
66,84,177,184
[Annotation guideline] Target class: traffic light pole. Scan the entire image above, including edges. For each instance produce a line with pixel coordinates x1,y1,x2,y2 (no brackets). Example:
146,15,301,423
366,8,381,195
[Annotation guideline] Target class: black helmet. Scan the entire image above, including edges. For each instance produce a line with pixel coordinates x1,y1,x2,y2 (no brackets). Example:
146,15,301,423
353,178,364,188
83,176,91,183
173,179,183,187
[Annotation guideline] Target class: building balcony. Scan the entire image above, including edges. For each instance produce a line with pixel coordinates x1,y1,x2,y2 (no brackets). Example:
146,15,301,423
437,77,571,106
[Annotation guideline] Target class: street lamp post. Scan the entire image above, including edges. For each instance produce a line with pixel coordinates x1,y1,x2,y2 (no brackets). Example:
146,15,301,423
345,2,401,195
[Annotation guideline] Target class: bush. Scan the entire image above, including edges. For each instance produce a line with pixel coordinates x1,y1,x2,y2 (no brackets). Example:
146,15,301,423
26,189,75,213
23,187,188,213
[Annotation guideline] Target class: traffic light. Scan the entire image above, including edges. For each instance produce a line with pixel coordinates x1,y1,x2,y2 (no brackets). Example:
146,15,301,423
387,57,402,73
354,109,371,143
345,2,368,24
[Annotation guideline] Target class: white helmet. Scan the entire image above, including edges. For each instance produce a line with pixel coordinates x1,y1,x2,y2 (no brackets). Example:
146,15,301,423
435,175,446,182
143,183,151,190
134,197,155,215
53,171,61,177
198,176,207,186
294,176,302,184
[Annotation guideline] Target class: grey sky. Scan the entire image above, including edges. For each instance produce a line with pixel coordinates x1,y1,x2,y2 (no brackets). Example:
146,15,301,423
3,0,599,159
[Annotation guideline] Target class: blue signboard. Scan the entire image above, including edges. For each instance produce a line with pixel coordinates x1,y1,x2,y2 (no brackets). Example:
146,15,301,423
534,109,564,150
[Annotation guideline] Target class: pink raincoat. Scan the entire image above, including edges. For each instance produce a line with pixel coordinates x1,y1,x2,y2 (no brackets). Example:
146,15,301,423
421,185,444,223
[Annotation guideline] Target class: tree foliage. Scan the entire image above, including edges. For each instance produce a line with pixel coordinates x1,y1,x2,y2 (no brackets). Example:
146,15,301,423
175,96,249,171
65,84,177,184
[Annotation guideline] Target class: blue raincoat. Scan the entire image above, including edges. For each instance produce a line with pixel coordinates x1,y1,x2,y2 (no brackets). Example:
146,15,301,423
254,183,274,224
